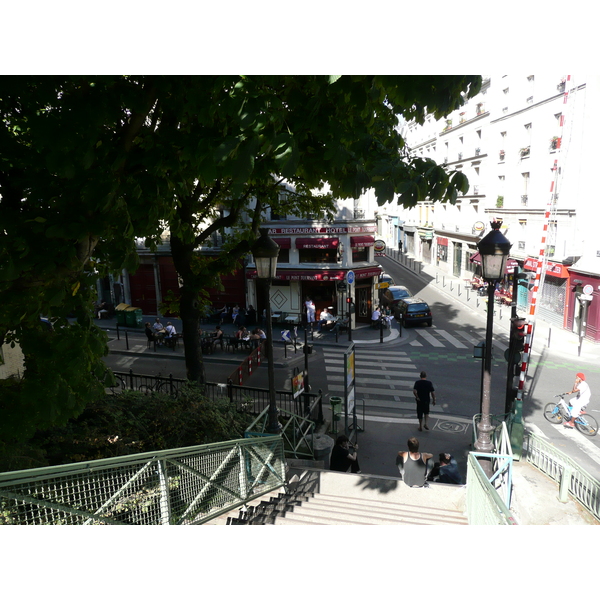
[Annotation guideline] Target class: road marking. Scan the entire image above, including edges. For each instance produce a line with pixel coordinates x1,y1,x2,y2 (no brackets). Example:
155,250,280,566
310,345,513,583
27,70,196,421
415,329,445,347
435,329,468,349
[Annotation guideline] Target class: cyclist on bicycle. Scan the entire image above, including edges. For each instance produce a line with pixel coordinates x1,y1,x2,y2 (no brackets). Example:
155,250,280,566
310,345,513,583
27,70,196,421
561,372,591,428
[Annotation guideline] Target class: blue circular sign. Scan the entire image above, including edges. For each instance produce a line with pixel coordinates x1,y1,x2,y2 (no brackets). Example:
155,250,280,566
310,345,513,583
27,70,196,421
346,270,355,284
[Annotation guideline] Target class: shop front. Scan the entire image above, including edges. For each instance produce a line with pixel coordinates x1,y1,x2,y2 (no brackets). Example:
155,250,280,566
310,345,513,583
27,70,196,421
523,258,570,328
567,266,600,343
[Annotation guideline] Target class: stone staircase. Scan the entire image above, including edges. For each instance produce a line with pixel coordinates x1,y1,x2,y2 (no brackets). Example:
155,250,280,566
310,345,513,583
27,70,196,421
205,467,468,525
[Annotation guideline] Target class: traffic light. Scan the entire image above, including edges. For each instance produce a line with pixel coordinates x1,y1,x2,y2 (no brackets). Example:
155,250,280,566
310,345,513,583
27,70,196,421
347,297,353,304
511,317,527,353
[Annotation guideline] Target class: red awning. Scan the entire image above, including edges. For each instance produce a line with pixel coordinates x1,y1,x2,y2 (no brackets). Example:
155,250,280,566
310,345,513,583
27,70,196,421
354,267,383,279
246,269,346,281
523,257,570,278
470,252,481,264
437,237,449,246
350,235,375,248
273,237,291,249
295,237,339,249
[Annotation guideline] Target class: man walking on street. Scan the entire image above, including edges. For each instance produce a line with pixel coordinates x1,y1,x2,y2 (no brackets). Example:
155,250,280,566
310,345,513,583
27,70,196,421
413,371,436,431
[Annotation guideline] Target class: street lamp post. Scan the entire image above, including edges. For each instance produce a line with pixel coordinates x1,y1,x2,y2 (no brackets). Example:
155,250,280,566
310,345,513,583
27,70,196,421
252,228,281,434
474,221,511,477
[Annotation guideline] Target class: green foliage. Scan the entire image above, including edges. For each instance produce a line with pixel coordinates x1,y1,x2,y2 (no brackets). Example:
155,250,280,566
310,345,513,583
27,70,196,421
496,195,504,208
0,385,254,471
0,75,480,436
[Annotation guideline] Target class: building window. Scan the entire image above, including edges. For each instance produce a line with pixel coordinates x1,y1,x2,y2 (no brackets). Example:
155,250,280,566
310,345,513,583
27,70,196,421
299,248,337,264
277,249,290,263
503,88,509,94
351,247,368,262
518,241,526,250
438,244,448,263
524,123,532,130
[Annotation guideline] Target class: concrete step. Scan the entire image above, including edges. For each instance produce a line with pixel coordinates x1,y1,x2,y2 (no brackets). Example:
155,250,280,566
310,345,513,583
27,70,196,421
274,493,467,525
304,493,468,525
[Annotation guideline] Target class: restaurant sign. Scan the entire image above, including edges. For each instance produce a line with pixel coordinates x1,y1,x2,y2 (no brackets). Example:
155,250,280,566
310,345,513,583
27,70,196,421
267,225,377,235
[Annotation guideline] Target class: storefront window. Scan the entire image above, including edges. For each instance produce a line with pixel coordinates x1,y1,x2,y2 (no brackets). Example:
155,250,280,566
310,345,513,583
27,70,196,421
351,247,368,262
437,245,448,263
299,249,337,263
277,249,289,263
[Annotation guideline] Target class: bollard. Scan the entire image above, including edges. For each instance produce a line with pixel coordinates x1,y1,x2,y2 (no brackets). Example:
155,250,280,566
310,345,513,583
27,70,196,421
436,272,439,284
125,330,129,350
443,275,445,288
548,328,551,348
380,318,384,343
559,464,573,503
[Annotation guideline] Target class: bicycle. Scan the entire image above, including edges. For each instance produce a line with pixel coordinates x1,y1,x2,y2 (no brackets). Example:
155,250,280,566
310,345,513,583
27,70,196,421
544,394,598,437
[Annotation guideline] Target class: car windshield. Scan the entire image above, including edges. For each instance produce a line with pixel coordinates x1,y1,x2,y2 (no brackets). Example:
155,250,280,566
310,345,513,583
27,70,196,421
408,303,429,313
391,288,410,299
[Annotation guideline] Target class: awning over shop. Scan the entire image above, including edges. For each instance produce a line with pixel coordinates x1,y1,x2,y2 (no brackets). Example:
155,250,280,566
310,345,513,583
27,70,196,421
246,269,346,281
523,257,570,278
295,237,339,249
437,237,449,246
273,237,291,249
354,267,383,279
350,235,375,247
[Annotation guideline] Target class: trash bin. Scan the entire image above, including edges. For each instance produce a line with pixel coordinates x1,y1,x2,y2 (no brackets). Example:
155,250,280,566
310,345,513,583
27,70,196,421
125,307,143,328
330,396,343,434
115,303,130,326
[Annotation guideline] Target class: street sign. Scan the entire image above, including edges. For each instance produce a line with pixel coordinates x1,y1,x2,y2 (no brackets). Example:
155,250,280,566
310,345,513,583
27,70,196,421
375,282,389,290
346,270,355,285
580,293,593,302
583,284,593,295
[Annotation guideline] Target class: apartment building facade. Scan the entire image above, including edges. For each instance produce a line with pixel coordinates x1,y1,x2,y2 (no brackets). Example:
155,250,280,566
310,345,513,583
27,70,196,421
400,74,600,341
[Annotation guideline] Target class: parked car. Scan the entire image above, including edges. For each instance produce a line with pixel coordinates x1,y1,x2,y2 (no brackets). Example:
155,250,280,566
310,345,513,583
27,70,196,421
380,285,412,308
378,272,395,286
396,297,433,327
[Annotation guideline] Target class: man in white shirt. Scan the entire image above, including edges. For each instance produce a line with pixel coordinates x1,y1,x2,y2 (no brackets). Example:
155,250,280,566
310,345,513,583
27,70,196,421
563,372,592,428
317,307,335,332
371,306,381,328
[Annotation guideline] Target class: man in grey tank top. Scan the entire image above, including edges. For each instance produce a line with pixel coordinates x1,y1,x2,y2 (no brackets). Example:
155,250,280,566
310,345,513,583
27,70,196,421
396,437,433,487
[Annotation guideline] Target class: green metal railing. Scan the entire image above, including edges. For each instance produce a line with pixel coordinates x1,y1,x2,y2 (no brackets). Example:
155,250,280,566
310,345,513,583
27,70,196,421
466,453,517,525
524,431,600,521
0,437,286,525
245,407,316,460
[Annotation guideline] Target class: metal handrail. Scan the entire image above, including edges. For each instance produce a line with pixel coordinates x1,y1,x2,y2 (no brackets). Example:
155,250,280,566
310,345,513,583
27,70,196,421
466,453,517,525
245,407,316,459
524,431,600,520
0,437,286,525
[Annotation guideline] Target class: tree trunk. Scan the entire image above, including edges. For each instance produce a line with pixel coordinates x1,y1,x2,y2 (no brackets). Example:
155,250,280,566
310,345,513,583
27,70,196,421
179,286,205,384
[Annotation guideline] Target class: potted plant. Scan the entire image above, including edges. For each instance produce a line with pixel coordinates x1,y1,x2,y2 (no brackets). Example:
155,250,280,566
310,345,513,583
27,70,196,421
475,147,481,155
499,150,505,160
496,195,504,208
519,147,530,157
557,78,566,92
476,102,484,115
550,136,562,150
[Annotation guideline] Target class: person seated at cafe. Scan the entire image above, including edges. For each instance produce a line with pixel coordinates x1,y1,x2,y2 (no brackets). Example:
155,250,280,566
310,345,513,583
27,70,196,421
231,305,240,325
165,322,176,339
331,316,349,333
213,325,224,340
318,307,336,332
153,317,166,345
144,322,155,345
371,306,381,328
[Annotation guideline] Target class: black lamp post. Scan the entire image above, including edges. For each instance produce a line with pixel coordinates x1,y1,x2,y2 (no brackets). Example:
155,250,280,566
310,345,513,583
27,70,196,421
252,228,281,434
474,221,511,477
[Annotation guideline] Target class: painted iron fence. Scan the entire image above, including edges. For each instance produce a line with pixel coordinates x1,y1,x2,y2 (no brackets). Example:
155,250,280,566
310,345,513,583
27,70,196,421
110,370,323,424
466,453,517,525
523,431,600,521
245,407,316,460
0,437,286,525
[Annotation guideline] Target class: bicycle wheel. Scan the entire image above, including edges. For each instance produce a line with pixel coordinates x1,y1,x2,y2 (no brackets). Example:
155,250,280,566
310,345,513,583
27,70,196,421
544,402,563,424
107,374,125,395
156,380,178,397
137,384,154,395
575,413,598,437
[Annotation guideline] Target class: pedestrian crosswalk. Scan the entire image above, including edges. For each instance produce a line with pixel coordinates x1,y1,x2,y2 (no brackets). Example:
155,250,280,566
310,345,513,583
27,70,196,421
408,326,509,355
321,325,511,423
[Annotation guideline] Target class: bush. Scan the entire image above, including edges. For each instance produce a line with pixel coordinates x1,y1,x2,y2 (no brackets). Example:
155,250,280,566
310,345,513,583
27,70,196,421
0,385,254,470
